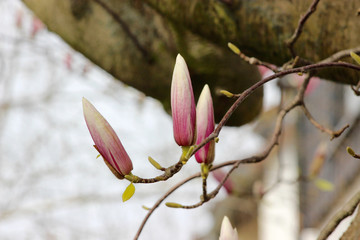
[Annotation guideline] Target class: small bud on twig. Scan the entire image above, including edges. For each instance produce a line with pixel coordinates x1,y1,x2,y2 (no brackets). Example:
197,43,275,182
220,90,234,98
201,163,209,179
347,146,356,157
148,156,165,171
165,202,183,208
350,52,360,65
142,206,151,211
346,146,360,159
227,42,240,55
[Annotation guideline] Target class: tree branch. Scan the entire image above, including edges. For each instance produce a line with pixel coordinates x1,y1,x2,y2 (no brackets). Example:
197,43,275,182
317,191,360,240
286,0,321,57
301,104,349,140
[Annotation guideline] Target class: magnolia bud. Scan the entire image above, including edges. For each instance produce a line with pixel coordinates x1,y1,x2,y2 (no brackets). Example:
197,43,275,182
171,54,197,146
195,84,215,164
219,216,239,240
82,97,133,178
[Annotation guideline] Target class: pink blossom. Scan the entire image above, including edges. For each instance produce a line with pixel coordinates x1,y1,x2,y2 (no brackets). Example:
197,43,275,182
195,84,215,164
82,98,133,178
171,54,196,146
219,216,239,240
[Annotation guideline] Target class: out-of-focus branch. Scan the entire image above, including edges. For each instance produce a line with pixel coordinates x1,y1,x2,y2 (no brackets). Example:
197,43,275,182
228,42,278,72
301,105,349,140
319,46,360,64
317,191,360,240
286,0,321,57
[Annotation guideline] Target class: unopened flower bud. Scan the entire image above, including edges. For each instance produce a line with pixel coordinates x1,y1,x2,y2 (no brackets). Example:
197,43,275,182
219,216,239,240
227,42,241,55
195,84,215,164
82,97,133,178
171,54,197,146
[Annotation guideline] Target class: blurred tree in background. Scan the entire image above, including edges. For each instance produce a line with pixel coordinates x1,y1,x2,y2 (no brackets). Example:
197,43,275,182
14,0,360,239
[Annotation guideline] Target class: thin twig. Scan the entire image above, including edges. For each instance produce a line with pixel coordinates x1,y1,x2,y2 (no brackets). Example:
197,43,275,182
133,172,201,240
350,152,360,159
202,177,208,201
231,46,278,72
319,46,360,63
179,161,240,209
301,105,349,140
317,191,360,240
286,0,321,57
350,84,360,96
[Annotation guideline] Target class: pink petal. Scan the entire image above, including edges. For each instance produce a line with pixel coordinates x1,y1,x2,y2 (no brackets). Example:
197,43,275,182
219,216,238,240
82,98,133,176
195,84,215,164
171,54,196,146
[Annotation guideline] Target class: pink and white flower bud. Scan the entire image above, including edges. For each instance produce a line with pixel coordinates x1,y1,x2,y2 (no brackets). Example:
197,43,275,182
195,84,215,164
219,216,239,240
82,97,133,178
171,54,196,146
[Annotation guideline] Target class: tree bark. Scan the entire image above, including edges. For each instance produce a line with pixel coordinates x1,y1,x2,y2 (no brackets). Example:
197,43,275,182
341,207,360,240
143,0,360,83
22,0,360,125
22,0,264,125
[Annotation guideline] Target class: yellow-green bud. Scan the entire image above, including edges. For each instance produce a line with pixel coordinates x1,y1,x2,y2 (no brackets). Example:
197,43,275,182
347,146,356,157
142,206,151,211
165,202,183,208
201,163,209,179
227,42,241,55
350,52,360,65
148,156,163,170
220,90,234,98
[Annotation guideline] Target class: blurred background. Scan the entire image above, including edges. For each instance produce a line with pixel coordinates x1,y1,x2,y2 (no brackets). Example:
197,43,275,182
1,1,360,240
0,1,263,239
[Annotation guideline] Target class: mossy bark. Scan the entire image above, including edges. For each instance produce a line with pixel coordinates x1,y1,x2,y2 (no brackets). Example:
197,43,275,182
22,0,359,125
22,0,263,126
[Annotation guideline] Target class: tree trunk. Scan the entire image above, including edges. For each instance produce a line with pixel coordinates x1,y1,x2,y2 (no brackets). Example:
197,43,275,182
22,0,359,125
